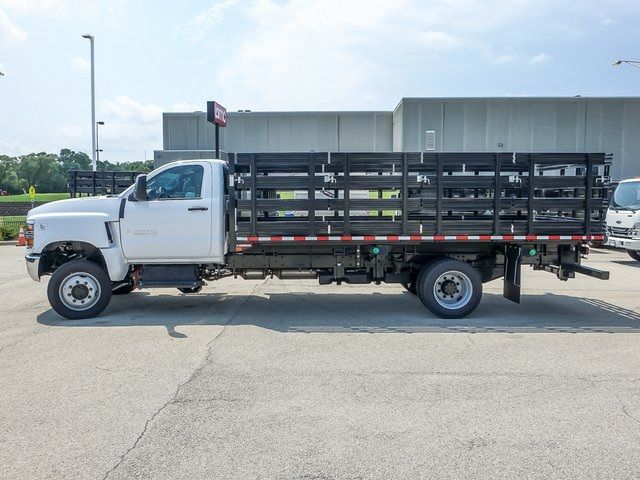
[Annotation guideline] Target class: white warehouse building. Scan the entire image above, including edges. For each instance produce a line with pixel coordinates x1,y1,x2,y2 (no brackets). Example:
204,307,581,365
154,97,640,179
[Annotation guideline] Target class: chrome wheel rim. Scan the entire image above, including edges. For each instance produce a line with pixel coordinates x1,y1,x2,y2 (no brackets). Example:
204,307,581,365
433,270,473,310
59,273,100,311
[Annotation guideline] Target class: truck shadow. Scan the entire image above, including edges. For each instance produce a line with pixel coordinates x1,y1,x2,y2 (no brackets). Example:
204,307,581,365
37,289,640,336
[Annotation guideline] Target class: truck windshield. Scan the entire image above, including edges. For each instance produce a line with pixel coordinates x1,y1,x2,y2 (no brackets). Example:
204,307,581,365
612,181,640,210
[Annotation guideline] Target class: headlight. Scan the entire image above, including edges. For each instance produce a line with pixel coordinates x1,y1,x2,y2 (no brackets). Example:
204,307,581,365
25,221,34,248
633,222,640,238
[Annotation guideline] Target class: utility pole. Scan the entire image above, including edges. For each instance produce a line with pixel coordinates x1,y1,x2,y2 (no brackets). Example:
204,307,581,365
82,34,97,171
96,121,105,165
613,59,640,69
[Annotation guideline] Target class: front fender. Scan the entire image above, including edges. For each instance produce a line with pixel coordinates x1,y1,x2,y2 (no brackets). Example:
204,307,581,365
28,212,112,254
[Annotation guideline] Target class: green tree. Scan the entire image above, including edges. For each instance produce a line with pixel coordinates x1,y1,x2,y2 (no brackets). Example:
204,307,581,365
59,149,91,171
0,155,19,193
18,153,59,192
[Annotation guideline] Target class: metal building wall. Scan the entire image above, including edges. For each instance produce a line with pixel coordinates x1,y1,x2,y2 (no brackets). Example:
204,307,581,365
395,97,640,179
155,111,393,167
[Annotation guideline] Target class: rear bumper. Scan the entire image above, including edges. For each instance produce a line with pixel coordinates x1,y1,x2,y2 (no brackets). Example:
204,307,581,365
25,253,41,282
606,237,640,250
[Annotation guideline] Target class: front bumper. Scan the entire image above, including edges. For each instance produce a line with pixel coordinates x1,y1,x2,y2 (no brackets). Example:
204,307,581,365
606,236,640,251
25,253,41,282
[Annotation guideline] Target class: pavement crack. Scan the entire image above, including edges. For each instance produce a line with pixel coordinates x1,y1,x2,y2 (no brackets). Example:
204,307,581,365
622,405,640,426
101,281,264,480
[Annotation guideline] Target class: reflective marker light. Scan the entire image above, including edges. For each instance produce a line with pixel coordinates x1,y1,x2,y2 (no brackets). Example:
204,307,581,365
528,248,537,256
372,246,381,255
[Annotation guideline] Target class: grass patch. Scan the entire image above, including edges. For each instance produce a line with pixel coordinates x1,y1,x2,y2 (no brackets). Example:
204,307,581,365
0,216,26,240
0,193,69,203
0,216,27,223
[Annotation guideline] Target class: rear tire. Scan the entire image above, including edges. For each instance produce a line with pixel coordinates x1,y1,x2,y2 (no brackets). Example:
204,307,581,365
47,260,112,320
416,258,482,319
628,250,640,262
401,276,417,295
178,286,202,294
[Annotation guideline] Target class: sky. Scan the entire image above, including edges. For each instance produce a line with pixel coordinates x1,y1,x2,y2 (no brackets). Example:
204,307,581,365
0,0,639,162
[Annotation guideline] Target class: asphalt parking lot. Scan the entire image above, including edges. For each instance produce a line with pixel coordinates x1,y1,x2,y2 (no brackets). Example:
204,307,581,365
2,245,640,479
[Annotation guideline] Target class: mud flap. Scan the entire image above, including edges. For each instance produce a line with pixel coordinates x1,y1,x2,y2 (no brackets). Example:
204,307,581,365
503,244,522,303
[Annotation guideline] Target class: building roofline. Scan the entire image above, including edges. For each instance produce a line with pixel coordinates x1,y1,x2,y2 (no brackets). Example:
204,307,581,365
163,110,392,116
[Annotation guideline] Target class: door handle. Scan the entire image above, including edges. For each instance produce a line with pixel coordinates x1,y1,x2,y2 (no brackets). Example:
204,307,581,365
188,207,209,211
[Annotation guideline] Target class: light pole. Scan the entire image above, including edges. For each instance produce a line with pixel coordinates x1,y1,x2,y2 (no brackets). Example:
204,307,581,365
96,121,105,165
82,34,97,171
613,59,640,69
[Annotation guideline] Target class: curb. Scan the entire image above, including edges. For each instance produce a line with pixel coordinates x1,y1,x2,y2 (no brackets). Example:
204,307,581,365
0,241,19,246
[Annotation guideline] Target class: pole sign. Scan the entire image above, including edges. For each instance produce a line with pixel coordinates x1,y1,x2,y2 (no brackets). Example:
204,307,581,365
207,101,227,127
28,185,36,200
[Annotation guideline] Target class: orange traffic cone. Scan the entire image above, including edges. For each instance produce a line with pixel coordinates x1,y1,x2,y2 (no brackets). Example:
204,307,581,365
16,227,26,247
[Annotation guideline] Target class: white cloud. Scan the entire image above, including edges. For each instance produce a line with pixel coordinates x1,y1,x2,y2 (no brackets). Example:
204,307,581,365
55,96,204,161
0,0,126,20
602,18,616,27
529,52,551,64
494,54,514,64
70,55,89,72
0,8,27,45
181,0,239,41
419,31,464,51
170,101,203,112
209,0,588,109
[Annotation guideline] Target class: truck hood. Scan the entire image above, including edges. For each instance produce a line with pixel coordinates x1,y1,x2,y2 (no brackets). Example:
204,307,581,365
27,196,123,222
606,208,638,229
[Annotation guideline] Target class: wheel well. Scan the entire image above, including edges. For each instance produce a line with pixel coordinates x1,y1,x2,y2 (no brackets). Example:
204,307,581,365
40,241,108,276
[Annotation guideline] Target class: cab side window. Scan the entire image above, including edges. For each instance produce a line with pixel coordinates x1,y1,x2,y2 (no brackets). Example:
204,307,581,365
146,165,204,200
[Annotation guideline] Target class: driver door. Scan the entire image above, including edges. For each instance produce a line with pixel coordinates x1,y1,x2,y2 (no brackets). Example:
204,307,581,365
120,163,212,261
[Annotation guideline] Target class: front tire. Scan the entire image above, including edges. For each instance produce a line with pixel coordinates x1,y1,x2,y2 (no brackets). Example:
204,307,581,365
47,260,112,320
628,250,640,262
416,258,482,319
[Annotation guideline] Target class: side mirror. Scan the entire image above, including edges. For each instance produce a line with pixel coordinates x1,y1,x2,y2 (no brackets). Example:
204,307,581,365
134,174,147,201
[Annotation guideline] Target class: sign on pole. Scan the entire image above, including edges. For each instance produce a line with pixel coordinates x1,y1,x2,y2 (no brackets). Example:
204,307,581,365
29,185,36,208
207,101,227,126
206,101,227,159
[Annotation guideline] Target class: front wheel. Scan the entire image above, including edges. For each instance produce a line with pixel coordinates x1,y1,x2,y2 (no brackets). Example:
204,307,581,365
628,250,640,262
416,258,482,319
47,260,112,320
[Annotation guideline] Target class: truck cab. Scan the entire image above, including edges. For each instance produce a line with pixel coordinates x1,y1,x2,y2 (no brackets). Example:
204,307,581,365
25,160,228,318
606,178,640,260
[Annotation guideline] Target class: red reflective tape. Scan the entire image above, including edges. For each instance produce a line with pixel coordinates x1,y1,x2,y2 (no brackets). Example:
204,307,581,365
457,235,469,241
271,236,283,241
525,235,537,241
549,235,560,240
387,235,399,241
479,235,492,241
571,235,583,241
410,235,422,241
502,235,514,241
248,236,259,242
317,236,329,241
592,234,604,241
340,235,353,241
364,235,375,241
294,236,305,241
434,235,445,241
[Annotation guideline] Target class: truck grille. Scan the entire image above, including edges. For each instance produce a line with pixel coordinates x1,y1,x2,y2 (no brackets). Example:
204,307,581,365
607,226,633,238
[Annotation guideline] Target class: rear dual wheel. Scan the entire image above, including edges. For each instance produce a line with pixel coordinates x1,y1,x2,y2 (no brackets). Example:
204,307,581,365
416,258,482,319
